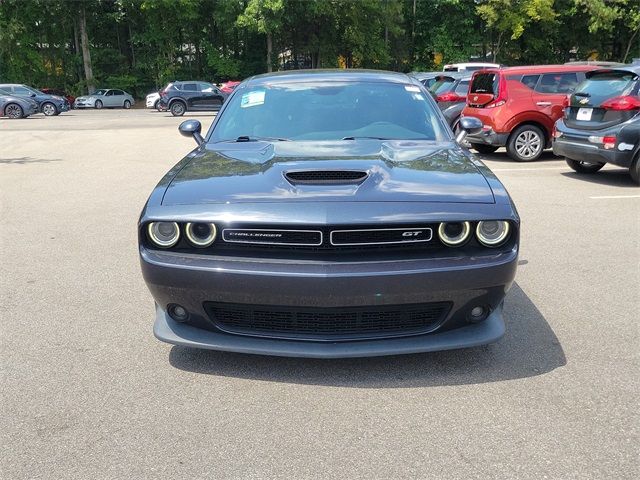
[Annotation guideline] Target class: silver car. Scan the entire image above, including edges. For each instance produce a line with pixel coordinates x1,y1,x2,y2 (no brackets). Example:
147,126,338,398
75,89,135,109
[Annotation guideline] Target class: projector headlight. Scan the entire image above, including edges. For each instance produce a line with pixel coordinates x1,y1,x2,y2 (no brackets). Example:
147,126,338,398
438,221,471,247
147,222,180,248
185,222,217,247
476,221,510,247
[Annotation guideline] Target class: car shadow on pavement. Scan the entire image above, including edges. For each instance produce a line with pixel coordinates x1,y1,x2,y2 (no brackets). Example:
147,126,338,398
169,283,566,387
477,150,560,164
561,170,637,187
0,157,61,164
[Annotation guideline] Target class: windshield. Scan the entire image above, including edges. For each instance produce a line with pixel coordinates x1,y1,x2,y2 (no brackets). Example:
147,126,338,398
574,71,638,105
24,85,43,95
430,77,457,94
211,81,447,142
93,89,107,96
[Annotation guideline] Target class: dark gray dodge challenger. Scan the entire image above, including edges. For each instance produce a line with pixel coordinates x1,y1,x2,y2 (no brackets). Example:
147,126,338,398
139,70,519,358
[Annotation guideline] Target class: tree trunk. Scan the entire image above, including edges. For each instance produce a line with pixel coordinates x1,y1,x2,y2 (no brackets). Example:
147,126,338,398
622,27,639,63
78,3,95,94
492,31,503,63
266,32,273,72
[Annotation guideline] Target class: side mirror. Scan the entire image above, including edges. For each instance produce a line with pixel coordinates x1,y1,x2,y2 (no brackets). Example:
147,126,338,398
456,116,483,144
179,119,204,146
30,93,36,97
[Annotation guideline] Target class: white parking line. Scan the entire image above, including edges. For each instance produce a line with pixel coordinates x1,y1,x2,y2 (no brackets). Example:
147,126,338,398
589,195,640,199
490,166,568,172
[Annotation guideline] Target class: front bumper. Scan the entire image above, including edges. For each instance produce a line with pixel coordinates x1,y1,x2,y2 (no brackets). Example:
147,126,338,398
466,128,509,147
553,121,635,168
154,303,506,358
141,244,518,357
74,101,94,108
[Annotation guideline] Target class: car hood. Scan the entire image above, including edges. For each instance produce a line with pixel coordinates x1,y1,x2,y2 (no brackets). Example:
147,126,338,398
162,140,495,205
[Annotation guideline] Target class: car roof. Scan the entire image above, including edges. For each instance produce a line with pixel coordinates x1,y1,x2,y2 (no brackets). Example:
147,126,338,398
245,69,416,86
585,65,640,77
488,64,599,75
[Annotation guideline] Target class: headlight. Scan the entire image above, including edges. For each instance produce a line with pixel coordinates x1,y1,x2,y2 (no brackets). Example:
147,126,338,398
438,221,471,246
147,222,180,248
185,222,217,247
476,221,510,247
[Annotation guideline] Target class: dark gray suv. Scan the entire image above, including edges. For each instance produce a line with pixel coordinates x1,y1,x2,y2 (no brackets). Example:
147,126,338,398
157,81,228,116
553,65,640,184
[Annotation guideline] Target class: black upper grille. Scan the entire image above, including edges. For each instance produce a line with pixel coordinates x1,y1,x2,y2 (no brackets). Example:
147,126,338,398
222,228,322,246
331,227,433,245
285,170,368,185
204,301,451,341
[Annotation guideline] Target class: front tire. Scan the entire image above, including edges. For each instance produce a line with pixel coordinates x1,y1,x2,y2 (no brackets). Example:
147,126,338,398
124,100,131,109
471,144,499,154
630,157,640,185
41,102,57,116
507,125,545,162
4,103,24,119
170,101,186,117
565,158,605,174
95,100,103,109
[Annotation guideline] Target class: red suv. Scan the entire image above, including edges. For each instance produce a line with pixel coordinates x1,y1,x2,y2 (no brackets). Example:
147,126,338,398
463,65,598,161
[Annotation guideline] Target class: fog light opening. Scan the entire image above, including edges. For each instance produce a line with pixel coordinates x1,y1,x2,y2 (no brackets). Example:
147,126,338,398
168,304,189,322
468,305,489,323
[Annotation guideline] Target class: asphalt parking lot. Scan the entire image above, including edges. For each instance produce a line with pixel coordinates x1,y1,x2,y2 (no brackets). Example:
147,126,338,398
1,109,638,479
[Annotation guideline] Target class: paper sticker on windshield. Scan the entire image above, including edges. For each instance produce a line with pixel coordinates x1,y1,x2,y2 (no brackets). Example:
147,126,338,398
405,85,421,92
241,90,265,108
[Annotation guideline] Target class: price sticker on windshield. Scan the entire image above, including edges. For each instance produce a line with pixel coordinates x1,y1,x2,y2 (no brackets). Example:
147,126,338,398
577,108,592,121
241,90,265,108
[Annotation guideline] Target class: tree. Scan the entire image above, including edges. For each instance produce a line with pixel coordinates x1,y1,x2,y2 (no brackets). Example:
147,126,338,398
237,0,284,72
476,0,556,62
576,0,640,62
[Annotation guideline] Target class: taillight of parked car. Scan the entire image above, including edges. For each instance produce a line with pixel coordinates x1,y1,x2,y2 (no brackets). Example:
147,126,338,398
600,95,640,111
587,135,617,150
436,92,466,102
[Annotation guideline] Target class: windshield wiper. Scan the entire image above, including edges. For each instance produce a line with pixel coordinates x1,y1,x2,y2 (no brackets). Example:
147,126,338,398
574,92,590,97
234,135,290,142
342,136,393,140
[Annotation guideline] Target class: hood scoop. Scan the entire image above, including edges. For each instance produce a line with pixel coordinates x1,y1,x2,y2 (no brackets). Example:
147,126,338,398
284,170,368,185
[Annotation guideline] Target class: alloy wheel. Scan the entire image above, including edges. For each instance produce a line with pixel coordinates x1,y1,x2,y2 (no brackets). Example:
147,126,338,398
42,103,56,116
514,130,542,160
5,104,23,119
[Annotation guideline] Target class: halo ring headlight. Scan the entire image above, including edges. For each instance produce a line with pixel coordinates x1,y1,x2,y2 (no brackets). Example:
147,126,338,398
438,221,471,246
147,222,180,248
476,220,510,247
185,222,217,247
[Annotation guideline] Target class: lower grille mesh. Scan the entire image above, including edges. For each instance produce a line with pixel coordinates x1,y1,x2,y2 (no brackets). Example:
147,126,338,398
204,302,451,341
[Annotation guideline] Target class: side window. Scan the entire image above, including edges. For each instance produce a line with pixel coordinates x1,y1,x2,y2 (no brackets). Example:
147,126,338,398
113,90,123,96
454,81,470,95
536,73,578,94
520,75,540,90
106,90,114,96
183,83,198,92
200,83,218,93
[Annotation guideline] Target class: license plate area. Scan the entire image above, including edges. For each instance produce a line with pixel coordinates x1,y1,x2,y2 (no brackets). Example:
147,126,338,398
576,108,593,121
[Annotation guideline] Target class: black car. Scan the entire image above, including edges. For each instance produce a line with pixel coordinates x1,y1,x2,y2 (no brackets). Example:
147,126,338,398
0,83,70,116
553,65,640,184
157,81,227,116
139,70,519,358
430,74,472,131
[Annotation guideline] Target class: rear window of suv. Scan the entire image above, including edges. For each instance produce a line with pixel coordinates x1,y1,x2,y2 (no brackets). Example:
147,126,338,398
470,73,498,95
573,71,638,105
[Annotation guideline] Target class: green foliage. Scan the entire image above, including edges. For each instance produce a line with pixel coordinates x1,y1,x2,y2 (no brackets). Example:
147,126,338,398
0,0,638,97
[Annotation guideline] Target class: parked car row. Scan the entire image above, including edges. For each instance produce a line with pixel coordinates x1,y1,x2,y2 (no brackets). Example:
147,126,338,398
413,61,640,184
0,83,70,118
